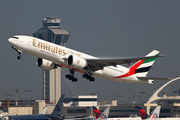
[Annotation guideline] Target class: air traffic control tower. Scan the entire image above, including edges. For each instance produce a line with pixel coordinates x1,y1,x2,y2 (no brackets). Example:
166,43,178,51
33,17,70,104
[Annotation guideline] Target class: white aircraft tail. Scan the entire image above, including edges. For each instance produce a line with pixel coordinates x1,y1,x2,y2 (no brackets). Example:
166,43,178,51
97,107,110,120
46,94,65,119
130,50,160,77
148,105,161,119
40,107,47,114
51,94,64,116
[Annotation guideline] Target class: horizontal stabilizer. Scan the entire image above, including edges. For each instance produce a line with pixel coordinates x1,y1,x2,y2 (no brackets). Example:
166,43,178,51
138,77,171,80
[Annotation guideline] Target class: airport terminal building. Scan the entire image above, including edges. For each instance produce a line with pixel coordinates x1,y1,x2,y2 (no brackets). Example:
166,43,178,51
1,93,180,118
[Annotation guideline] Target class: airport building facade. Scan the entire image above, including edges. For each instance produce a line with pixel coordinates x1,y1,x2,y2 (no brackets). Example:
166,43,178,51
1,94,180,118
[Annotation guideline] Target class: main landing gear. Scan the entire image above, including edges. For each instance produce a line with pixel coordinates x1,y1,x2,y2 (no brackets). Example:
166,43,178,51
65,70,95,82
65,70,78,82
82,74,95,82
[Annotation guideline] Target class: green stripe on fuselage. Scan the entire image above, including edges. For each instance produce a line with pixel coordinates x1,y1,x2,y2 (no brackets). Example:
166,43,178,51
142,53,159,64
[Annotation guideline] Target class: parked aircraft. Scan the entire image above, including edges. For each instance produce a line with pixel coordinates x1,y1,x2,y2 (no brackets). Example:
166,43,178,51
106,106,179,120
93,106,110,119
7,94,65,120
66,106,110,120
8,35,169,83
137,106,179,120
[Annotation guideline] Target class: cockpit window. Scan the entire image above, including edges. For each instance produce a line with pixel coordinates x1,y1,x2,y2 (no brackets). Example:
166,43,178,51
12,36,19,39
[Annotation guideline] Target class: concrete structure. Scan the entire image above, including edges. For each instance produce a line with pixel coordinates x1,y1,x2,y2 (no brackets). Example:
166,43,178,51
33,17,70,104
144,77,180,115
3,107,33,115
45,68,61,104
112,100,118,106
99,104,141,118
33,100,45,114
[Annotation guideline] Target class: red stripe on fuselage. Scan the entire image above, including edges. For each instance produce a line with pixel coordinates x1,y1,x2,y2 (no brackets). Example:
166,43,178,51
114,60,145,78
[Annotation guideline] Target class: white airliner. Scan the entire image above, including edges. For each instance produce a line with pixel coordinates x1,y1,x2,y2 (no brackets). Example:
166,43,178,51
8,35,169,83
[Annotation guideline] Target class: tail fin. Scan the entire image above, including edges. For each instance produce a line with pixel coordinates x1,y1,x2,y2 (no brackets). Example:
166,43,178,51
138,106,161,120
93,106,101,119
51,94,65,116
40,107,47,114
130,50,160,77
148,106,161,119
97,107,110,119
138,106,149,119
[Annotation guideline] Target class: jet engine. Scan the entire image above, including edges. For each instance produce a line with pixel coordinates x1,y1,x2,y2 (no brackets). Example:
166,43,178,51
68,55,88,69
37,58,56,70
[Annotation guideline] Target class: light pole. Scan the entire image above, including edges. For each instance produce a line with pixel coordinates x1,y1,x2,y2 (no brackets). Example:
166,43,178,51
16,90,19,115
6,94,12,108
24,89,33,115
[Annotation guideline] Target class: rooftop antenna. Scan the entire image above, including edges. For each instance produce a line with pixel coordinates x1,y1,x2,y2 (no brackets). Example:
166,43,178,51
53,13,58,19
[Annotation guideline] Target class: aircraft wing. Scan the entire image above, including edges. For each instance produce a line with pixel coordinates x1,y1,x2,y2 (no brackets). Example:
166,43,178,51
87,54,164,71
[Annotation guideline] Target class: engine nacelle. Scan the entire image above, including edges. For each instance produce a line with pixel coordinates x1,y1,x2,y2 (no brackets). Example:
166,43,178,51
37,58,56,70
68,55,88,69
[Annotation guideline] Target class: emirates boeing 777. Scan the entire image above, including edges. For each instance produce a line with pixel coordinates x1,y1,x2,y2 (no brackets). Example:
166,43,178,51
8,35,169,83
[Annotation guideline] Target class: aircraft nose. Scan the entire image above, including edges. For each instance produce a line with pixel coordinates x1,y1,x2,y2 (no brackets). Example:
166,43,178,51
8,38,13,44
8,38,16,46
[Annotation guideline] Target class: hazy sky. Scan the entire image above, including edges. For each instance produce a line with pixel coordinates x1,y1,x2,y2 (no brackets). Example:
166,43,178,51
0,0,179,103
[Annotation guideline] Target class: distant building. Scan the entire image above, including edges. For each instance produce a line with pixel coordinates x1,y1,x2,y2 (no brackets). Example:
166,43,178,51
0,100,35,108
78,95,97,107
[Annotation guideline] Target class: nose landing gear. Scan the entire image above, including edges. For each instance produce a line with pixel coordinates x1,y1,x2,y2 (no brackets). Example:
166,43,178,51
12,46,22,60
17,52,22,60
